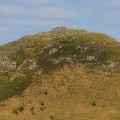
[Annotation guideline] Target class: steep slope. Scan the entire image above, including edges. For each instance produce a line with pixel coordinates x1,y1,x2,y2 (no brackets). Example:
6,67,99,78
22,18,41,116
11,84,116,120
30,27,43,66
0,27,120,120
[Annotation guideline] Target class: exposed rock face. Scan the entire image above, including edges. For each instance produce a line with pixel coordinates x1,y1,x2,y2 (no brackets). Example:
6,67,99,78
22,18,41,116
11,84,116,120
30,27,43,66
0,56,16,73
86,56,97,61
16,58,37,72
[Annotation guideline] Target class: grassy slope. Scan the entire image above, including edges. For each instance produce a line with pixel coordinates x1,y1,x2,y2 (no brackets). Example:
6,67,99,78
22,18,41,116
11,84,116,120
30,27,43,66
0,64,120,120
0,27,120,119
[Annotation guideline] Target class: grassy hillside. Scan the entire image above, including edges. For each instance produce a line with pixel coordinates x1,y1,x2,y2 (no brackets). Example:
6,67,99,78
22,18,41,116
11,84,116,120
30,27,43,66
0,27,120,120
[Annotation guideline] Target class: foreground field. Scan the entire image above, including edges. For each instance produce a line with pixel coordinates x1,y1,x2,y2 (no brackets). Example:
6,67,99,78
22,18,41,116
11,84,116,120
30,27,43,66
0,64,120,120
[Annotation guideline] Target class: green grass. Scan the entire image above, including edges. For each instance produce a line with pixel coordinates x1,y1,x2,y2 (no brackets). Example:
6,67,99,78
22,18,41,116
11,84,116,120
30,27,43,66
0,73,32,101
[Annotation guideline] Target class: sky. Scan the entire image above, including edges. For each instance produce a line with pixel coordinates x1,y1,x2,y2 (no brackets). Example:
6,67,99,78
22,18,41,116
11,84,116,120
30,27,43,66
0,0,120,44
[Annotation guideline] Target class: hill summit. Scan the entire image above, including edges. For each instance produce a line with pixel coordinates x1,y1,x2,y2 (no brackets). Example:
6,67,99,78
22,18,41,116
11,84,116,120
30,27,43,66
0,27,120,120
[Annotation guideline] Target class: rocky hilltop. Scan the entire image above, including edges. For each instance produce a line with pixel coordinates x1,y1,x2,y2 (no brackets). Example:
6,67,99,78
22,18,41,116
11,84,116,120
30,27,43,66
0,27,120,120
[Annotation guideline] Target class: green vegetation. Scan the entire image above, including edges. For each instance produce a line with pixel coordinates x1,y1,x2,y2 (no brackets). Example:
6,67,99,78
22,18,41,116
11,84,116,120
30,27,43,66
0,73,32,101
12,47,26,65
0,27,120,102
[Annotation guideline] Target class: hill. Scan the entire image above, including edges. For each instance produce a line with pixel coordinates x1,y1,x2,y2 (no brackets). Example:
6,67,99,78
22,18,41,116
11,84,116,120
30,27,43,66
0,27,120,120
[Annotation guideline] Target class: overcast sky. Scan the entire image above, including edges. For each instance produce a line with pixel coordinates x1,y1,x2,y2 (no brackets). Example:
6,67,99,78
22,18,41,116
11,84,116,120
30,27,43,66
0,0,120,44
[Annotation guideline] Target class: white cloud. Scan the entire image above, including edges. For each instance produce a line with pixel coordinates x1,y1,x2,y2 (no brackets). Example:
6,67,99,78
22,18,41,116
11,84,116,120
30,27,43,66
0,3,82,27
0,4,82,18
0,17,70,27
88,0,120,6
0,27,10,33
6,0,51,5
24,0,51,4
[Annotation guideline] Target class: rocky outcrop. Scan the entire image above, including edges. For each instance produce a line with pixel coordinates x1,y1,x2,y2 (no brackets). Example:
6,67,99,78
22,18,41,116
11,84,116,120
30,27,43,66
0,55,16,73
